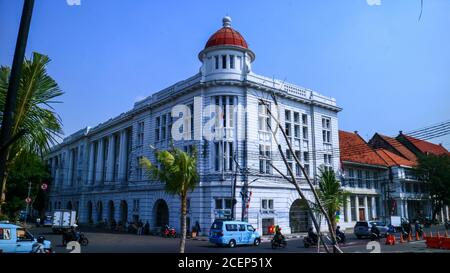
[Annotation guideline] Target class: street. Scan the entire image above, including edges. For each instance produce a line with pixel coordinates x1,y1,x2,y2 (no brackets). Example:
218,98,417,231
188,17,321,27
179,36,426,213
28,226,450,253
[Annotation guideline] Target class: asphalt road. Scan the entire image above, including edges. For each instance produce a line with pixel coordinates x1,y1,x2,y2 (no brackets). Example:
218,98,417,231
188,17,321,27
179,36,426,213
28,225,450,253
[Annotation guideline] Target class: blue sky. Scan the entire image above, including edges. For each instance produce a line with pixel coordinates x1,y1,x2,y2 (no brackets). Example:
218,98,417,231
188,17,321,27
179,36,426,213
1,0,449,148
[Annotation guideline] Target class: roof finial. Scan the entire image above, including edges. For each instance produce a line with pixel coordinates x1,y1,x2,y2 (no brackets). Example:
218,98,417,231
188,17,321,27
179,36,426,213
223,16,232,28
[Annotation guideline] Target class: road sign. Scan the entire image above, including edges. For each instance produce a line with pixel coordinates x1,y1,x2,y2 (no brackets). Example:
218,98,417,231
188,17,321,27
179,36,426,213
41,183,48,190
25,197,32,204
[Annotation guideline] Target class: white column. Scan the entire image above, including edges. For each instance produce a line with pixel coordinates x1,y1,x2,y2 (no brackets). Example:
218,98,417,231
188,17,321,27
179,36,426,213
404,200,409,220
88,143,95,185
371,196,377,220
95,139,104,185
118,130,128,183
106,135,115,183
54,158,60,191
446,205,449,220
355,195,359,221
364,196,369,221
67,150,74,187
346,196,351,223
399,200,404,218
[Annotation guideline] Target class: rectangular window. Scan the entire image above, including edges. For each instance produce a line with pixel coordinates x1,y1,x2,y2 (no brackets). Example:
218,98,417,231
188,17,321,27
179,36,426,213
357,170,363,188
258,102,270,132
294,125,300,138
259,145,271,174
348,169,355,187
215,55,219,69
136,156,143,180
155,116,160,142
222,55,227,69
373,172,379,189
295,150,301,177
137,121,144,146
302,114,308,125
229,55,235,69
322,117,331,144
365,170,371,189
294,112,299,123
261,199,274,212
161,114,166,140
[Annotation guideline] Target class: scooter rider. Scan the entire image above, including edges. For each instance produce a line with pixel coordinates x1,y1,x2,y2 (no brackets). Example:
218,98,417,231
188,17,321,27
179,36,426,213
32,236,46,253
273,225,285,243
336,226,345,242
308,227,318,243
371,224,380,239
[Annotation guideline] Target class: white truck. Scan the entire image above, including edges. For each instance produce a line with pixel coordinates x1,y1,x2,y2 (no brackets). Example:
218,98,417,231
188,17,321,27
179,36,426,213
52,210,77,234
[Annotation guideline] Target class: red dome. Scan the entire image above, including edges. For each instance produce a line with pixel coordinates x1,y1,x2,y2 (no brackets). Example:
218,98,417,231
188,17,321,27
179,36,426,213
205,25,248,49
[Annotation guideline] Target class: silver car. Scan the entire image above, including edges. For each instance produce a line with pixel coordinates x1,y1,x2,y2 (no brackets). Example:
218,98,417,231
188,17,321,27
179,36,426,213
354,221,389,239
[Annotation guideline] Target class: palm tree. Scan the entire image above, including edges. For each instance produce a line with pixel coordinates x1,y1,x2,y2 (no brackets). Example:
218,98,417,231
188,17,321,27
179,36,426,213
140,147,199,253
317,168,350,233
0,52,63,214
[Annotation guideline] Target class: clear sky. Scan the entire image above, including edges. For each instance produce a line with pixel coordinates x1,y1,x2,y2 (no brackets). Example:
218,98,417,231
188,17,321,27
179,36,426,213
1,0,449,149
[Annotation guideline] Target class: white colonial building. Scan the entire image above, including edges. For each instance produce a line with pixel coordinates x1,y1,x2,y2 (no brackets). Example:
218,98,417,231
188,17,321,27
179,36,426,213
46,17,342,235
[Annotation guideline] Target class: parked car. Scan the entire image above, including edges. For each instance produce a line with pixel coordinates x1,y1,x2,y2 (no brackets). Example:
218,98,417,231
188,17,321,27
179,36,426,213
354,221,389,239
0,222,52,253
209,220,261,248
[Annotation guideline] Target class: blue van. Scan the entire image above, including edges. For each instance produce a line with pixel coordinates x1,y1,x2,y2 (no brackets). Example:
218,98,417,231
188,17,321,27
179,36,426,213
0,222,52,253
209,220,261,248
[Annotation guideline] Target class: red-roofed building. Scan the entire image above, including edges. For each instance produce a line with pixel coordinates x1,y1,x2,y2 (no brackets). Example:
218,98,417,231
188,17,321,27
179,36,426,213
396,132,449,157
369,133,432,223
368,133,417,163
338,130,388,228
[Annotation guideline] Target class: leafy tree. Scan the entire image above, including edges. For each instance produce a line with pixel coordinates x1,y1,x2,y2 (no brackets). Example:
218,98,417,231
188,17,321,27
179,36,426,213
415,154,450,221
317,168,350,232
0,52,63,214
2,152,50,220
140,148,199,253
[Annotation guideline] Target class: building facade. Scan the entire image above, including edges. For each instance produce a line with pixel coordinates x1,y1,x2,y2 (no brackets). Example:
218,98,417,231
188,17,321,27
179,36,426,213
46,17,342,235
338,131,387,230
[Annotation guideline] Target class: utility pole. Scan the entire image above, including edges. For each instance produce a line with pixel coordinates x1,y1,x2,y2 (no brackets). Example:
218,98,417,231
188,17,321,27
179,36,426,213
0,0,35,214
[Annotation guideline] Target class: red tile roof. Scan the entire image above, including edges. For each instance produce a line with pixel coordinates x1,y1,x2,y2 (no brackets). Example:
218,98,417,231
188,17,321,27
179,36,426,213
375,149,416,167
377,134,418,162
339,130,387,167
400,134,449,156
205,27,248,49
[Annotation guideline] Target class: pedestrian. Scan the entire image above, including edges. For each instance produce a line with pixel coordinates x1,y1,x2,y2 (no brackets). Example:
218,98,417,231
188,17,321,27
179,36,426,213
138,220,143,235
194,221,201,236
144,221,150,235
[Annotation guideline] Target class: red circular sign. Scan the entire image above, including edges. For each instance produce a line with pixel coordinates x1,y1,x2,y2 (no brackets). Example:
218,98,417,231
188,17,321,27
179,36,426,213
41,183,48,190
25,197,32,204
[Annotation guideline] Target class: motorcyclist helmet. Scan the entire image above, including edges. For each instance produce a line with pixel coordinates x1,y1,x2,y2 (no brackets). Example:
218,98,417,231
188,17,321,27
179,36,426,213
37,236,45,244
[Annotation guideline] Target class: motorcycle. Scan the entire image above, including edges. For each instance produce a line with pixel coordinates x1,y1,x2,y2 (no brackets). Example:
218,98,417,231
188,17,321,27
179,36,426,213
62,231,89,246
303,235,318,248
271,235,287,249
370,231,381,241
163,225,176,238
336,233,346,244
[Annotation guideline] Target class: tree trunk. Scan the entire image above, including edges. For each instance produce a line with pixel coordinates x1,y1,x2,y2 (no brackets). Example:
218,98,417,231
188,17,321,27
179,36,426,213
0,173,9,215
179,194,187,253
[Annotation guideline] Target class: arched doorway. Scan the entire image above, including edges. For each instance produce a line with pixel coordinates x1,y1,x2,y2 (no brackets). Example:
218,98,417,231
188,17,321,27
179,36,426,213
289,199,311,233
153,199,169,229
87,201,93,223
108,200,115,223
67,201,73,210
120,200,128,224
96,201,103,222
